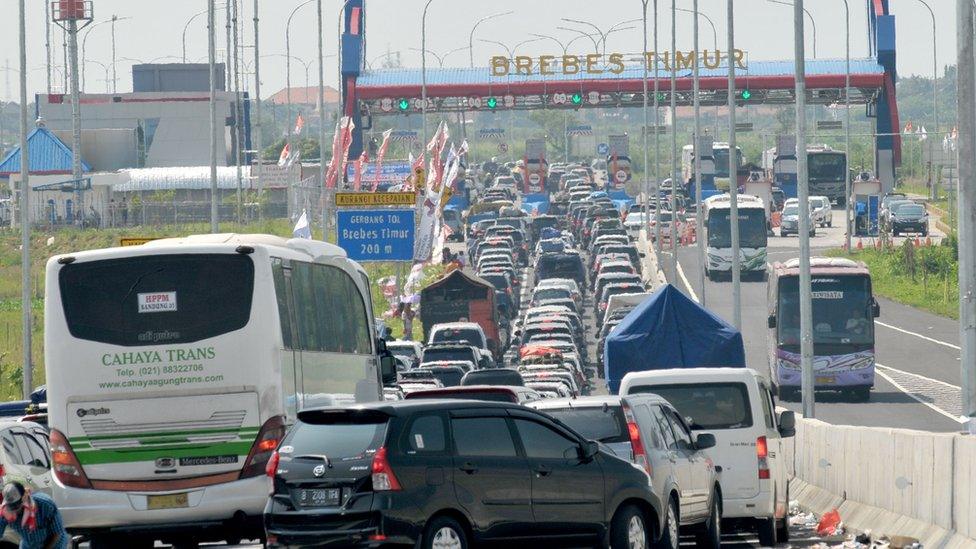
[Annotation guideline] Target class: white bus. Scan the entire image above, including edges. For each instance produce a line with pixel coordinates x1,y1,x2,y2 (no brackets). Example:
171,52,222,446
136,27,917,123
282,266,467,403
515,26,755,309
45,234,396,547
703,194,769,280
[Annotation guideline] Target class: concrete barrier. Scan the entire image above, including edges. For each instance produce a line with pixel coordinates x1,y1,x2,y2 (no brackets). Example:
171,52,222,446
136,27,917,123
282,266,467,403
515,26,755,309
786,418,976,548
636,230,667,289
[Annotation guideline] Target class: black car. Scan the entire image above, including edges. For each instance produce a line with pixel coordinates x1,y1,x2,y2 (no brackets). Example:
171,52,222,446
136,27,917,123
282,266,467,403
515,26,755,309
461,367,524,386
891,203,929,236
535,252,586,290
265,401,664,548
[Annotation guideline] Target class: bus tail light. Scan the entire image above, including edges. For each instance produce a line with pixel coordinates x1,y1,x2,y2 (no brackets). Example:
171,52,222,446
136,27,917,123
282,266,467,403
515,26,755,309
622,405,652,477
757,436,770,479
50,429,92,489
241,416,285,479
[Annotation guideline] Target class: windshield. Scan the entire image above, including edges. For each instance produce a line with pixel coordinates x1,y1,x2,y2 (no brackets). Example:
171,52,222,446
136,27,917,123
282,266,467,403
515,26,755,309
778,275,874,348
783,206,799,216
423,347,475,363
544,406,627,443
808,152,847,182
629,383,753,430
707,209,768,249
713,148,742,178
897,205,926,217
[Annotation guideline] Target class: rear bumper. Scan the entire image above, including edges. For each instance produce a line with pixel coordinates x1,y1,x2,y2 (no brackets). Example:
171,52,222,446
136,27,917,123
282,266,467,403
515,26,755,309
55,474,268,536
264,507,416,548
776,366,875,388
723,491,774,520
892,222,927,233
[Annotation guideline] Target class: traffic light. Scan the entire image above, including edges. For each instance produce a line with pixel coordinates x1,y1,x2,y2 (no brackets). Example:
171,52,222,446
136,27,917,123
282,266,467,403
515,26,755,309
397,98,410,111
571,93,583,106
486,96,498,109
740,89,752,101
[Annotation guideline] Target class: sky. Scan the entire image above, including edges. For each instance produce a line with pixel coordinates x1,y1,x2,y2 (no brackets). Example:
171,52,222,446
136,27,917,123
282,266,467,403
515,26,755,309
0,0,958,103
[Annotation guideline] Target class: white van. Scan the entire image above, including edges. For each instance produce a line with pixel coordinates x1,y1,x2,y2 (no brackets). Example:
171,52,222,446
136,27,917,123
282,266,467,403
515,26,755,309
619,368,796,546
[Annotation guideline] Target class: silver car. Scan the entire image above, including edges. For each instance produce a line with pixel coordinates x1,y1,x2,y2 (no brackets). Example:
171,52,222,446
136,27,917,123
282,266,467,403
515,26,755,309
0,421,53,547
530,395,724,549
809,196,832,227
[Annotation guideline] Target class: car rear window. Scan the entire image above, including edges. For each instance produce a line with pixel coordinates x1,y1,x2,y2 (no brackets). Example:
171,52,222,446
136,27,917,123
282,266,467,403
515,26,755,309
431,328,482,346
628,382,754,430
461,369,524,386
543,406,628,443
422,347,474,363
288,413,388,458
59,254,254,346
406,390,516,403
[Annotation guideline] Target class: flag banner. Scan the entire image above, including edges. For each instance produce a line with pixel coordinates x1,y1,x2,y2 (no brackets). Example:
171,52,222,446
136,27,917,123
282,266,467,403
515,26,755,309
277,143,291,167
337,118,356,188
904,121,914,134
324,119,344,189
292,209,312,239
293,114,305,135
353,150,368,191
413,189,440,262
372,128,394,191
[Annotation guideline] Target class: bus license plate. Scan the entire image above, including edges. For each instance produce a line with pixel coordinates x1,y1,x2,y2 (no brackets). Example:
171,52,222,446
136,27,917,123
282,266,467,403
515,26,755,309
297,488,341,507
147,493,189,510
816,376,836,384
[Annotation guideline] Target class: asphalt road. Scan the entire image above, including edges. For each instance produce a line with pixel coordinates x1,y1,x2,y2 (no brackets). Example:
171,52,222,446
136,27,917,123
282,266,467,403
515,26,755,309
660,208,964,432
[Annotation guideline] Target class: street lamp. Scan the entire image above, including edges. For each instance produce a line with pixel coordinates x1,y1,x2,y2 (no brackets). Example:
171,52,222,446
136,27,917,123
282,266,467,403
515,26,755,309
421,0,435,150
410,46,471,68
838,0,853,252
285,0,316,173
674,7,718,51
767,0,816,58
469,11,514,68
555,26,600,53
478,37,545,60
265,53,313,90
912,0,938,200
561,17,642,57
84,58,110,92
183,5,226,64
81,16,130,91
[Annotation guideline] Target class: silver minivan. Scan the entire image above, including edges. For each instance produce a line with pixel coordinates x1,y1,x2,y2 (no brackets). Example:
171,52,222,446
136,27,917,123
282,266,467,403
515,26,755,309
530,395,723,549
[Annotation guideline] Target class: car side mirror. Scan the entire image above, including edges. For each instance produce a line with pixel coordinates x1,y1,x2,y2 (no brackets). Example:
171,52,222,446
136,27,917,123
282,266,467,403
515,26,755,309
579,440,600,461
695,433,716,450
380,354,398,386
778,410,796,438
767,314,777,329
871,299,881,318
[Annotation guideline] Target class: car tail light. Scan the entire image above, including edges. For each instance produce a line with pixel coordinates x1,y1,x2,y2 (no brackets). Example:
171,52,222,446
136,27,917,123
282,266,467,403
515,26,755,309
265,450,280,478
757,436,770,479
371,447,401,491
241,416,286,479
50,429,92,489
622,406,652,477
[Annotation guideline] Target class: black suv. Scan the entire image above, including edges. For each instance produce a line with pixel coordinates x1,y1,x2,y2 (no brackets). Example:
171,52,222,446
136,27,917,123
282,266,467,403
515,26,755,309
264,401,663,548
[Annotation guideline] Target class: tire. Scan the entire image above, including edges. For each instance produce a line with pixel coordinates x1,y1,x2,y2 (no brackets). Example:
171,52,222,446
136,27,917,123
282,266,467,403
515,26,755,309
695,493,722,549
779,387,799,402
421,515,468,549
851,387,871,402
757,516,777,547
611,504,650,549
654,497,680,549
777,517,790,543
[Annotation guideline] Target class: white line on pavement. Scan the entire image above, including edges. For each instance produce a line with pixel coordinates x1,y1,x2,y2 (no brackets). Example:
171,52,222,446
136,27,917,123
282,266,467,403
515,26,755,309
675,258,700,303
875,363,965,424
875,320,961,351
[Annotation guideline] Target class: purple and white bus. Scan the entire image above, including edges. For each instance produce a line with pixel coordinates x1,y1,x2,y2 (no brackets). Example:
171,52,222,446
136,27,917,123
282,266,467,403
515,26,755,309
767,257,881,402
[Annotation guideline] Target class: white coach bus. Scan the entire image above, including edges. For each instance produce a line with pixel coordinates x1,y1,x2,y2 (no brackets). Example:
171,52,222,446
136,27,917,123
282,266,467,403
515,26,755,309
44,234,396,548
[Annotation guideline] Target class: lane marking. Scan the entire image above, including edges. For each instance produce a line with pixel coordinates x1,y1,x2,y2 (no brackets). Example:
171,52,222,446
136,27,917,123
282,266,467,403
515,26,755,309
875,362,965,424
876,363,962,390
875,320,960,351
675,257,700,303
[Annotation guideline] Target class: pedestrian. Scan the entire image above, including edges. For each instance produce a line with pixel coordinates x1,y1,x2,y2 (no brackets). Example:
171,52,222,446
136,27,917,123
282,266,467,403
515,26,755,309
120,196,128,226
0,482,68,549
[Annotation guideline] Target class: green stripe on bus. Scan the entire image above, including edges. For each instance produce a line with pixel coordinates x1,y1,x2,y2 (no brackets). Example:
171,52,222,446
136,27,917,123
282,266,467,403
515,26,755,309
75,441,254,465
69,426,260,443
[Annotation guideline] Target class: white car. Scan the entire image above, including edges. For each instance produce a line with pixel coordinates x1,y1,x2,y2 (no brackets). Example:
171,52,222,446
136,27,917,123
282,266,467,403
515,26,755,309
620,368,796,547
809,196,832,228
427,322,490,355
624,212,647,233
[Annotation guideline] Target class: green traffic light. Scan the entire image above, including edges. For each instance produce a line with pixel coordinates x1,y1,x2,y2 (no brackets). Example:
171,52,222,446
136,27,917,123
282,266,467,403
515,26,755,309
571,93,583,105
397,99,410,111
740,89,752,100
487,97,498,109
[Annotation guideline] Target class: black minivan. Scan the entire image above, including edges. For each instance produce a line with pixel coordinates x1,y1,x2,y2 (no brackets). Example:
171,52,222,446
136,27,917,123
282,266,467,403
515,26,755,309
264,400,663,548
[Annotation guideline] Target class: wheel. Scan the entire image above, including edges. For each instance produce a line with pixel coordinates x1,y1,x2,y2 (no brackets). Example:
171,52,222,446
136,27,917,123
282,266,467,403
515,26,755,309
779,387,799,402
828,220,833,228
757,516,777,547
654,497,679,549
777,517,790,543
611,504,649,549
695,492,722,549
421,515,468,549
850,387,871,402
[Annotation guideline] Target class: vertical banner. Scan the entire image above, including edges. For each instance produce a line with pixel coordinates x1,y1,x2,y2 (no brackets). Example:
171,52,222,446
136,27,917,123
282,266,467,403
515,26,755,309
372,128,394,191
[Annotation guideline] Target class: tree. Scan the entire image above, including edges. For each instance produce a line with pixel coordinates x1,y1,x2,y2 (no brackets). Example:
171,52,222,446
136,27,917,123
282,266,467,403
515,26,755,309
527,109,580,154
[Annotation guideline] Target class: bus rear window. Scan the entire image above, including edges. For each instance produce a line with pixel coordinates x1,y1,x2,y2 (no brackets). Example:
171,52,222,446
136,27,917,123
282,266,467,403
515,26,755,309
59,254,254,346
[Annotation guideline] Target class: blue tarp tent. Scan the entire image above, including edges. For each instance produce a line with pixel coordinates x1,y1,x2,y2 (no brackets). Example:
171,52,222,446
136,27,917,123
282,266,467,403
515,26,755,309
604,284,746,393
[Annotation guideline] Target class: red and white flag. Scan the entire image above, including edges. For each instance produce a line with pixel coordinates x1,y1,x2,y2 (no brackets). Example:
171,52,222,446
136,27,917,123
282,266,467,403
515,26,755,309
277,143,291,167
337,118,356,189
324,117,355,189
293,114,305,135
904,121,914,134
353,150,369,191
372,128,394,191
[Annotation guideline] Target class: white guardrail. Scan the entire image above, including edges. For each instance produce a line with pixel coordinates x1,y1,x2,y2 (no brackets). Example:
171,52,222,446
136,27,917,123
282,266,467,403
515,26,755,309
783,419,976,548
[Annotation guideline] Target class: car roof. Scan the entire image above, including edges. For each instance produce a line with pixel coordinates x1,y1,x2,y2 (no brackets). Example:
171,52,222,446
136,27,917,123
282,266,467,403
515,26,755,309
621,367,764,385
298,399,524,418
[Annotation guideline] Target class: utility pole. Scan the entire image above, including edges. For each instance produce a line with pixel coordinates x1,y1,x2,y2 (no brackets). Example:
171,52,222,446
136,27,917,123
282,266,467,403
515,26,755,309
669,0,678,280
794,0,815,418
653,0,662,256
232,0,244,223
55,5,92,227
209,0,219,233
18,0,31,398
956,0,976,434
45,2,52,94
110,15,118,93
727,0,741,329
252,0,263,193
317,0,327,239
640,0,650,242
841,0,852,252
693,0,705,305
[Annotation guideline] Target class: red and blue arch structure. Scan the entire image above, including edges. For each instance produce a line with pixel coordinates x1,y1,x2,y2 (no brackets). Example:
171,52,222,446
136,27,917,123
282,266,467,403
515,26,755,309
341,0,900,188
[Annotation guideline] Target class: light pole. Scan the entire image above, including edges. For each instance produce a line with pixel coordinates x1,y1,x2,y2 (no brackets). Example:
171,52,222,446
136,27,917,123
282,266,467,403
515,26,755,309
84,59,111,92
727,0,742,330
561,17,641,57
653,0,662,256
18,0,31,397
640,0,651,243
421,0,435,151
285,0,316,183
316,0,325,238
768,0,816,58
529,33,573,163
209,0,219,233
956,0,976,435
675,7,717,51
252,0,262,193
410,46,472,68
839,0,852,252
793,0,815,418
81,16,130,92
555,26,600,53
469,11,513,68
913,0,938,200
668,0,679,280
183,6,226,64
692,0,706,306
45,1,51,94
